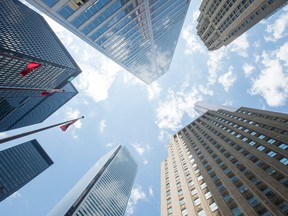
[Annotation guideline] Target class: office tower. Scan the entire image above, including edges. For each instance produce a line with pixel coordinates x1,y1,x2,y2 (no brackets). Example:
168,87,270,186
0,82,78,132
196,0,288,51
0,139,53,202
0,0,81,95
161,104,288,216
49,145,137,216
25,0,191,84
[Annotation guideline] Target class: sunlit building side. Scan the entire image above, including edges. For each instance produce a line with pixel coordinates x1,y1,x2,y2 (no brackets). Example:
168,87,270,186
196,0,288,50
48,145,137,216
25,0,191,84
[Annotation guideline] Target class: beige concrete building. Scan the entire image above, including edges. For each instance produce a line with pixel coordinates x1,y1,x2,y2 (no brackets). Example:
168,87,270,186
196,0,288,50
161,104,288,216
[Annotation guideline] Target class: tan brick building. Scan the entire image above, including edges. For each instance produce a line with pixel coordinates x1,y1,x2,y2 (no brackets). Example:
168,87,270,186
196,0,288,50
161,104,288,216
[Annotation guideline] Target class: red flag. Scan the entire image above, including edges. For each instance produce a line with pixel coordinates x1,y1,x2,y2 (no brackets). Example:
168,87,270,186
20,62,41,76
60,119,78,131
40,90,50,96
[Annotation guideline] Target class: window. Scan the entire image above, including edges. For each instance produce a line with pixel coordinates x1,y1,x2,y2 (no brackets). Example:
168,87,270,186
177,182,181,188
231,207,242,216
167,198,171,205
198,209,205,216
188,180,194,186
167,207,172,215
280,157,288,165
191,188,197,195
182,208,188,216
262,187,274,197
258,135,265,139
230,176,238,183
250,131,256,136
210,202,218,212
217,183,225,191
267,151,277,157
194,197,201,206
267,139,276,144
166,183,170,188
248,196,260,207
179,198,185,205
178,189,183,196
205,191,212,199
265,167,276,175
249,141,256,146
242,137,248,142
279,143,288,150
201,183,207,189
238,184,248,193
224,193,232,202
166,190,171,196
198,175,203,181
257,145,265,151
251,177,260,185
277,201,288,214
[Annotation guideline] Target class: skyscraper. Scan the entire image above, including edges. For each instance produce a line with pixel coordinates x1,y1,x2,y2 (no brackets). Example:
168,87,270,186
0,0,81,95
0,139,53,202
196,0,288,51
0,82,78,132
161,103,288,216
0,0,82,132
48,145,137,216
25,0,191,84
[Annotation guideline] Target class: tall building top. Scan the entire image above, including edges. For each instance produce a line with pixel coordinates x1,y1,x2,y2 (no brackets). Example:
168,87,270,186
48,145,137,216
25,0,191,84
195,101,237,114
196,0,288,50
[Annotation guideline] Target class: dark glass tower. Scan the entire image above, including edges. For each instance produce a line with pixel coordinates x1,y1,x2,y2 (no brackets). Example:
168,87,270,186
0,139,53,202
0,82,78,132
161,103,288,216
0,0,81,132
0,0,81,94
25,0,191,84
48,145,137,216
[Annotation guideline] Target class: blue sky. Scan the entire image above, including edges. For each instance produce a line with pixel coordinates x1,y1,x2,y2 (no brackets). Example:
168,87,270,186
0,1,288,215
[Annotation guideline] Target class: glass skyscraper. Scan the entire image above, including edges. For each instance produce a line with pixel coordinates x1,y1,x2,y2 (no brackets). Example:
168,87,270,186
0,139,53,202
0,82,78,132
0,0,81,93
48,145,137,216
25,0,191,84
0,0,81,132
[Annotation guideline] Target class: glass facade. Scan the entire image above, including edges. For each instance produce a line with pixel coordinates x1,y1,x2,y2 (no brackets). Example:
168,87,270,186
26,0,191,84
0,139,53,202
48,145,137,216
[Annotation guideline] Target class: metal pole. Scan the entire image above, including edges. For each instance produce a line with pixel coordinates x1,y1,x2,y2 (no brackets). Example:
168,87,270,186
0,86,65,92
0,116,84,145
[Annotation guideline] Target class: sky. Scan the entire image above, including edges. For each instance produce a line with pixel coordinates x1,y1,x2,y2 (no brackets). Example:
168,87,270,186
0,1,288,215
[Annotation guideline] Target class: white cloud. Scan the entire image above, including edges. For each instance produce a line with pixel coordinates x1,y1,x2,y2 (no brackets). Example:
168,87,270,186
11,191,22,198
265,8,288,42
99,120,106,133
218,66,236,92
249,44,288,107
64,108,82,129
228,33,249,58
143,159,148,165
131,143,145,155
106,143,114,147
158,130,171,143
207,49,226,85
147,82,161,101
148,186,154,197
126,186,147,216
243,63,255,77
181,25,204,54
156,82,209,131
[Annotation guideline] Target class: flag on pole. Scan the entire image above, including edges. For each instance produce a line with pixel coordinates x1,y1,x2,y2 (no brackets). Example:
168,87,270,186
60,119,78,131
40,89,63,96
20,62,41,76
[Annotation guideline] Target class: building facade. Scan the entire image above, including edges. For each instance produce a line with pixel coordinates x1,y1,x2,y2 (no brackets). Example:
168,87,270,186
25,0,191,84
0,139,53,202
48,145,137,216
0,0,81,93
196,0,288,51
161,105,288,216
0,82,78,132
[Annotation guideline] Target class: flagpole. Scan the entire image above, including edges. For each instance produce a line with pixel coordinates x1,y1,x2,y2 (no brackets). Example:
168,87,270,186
0,116,84,145
0,86,65,92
